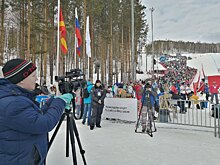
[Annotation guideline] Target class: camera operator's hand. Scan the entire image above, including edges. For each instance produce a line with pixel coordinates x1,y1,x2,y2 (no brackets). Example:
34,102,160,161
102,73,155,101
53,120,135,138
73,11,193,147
65,103,71,110
55,93,73,105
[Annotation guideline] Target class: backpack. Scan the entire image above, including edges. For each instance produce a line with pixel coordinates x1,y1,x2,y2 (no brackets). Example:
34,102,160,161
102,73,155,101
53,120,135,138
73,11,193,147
83,84,92,98
83,87,90,98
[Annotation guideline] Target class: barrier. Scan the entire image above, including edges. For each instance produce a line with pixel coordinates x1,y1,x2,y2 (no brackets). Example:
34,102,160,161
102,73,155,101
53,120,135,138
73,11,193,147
159,98,220,138
103,98,137,122
213,105,220,138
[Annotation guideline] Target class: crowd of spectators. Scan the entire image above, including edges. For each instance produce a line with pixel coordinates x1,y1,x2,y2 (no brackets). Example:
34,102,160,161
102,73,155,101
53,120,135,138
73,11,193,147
159,55,197,85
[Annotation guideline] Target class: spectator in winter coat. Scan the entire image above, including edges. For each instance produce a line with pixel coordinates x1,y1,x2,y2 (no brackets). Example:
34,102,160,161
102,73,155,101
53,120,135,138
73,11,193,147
82,81,94,126
210,81,219,104
113,83,118,96
133,81,144,114
179,82,187,113
185,84,192,108
127,83,134,97
134,81,144,100
204,83,209,101
170,82,178,95
90,80,106,130
198,91,206,109
0,58,73,165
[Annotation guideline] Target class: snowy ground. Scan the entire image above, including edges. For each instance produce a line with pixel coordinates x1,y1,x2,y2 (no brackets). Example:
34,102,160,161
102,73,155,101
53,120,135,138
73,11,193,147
46,53,220,164
47,119,220,165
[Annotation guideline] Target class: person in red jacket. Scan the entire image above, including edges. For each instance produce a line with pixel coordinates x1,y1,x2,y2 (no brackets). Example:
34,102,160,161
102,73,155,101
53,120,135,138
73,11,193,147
210,81,219,104
133,80,144,115
170,82,178,95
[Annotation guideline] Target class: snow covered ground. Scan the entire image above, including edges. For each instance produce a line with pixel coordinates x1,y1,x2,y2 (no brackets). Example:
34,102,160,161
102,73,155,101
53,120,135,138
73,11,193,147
47,119,220,165
46,53,220,165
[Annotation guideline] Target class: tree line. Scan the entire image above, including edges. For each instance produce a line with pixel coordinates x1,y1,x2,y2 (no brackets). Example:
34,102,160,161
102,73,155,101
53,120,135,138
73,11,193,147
0,0,148,85
146,40,220,55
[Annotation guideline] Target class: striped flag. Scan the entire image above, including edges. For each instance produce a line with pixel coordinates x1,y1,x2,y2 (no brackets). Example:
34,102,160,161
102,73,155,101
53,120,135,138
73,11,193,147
59,8,68,55
75,8,82,56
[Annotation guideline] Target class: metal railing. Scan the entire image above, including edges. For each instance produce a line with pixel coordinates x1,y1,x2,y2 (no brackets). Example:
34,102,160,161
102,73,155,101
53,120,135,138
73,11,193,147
158,98,220,138
213,104,220,138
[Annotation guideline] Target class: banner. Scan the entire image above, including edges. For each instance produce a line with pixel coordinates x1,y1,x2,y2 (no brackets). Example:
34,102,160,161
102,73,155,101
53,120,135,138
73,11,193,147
103,98,137,122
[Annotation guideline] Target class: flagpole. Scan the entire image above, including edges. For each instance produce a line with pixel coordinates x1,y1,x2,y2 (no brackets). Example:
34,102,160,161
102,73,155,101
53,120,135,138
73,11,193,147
86,16,89,80
56,0,60,76
74,8,77,69
86,16,91,80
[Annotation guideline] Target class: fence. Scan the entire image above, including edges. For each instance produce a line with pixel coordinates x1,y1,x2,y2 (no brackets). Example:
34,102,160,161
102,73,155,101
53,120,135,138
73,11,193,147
158,97,220,138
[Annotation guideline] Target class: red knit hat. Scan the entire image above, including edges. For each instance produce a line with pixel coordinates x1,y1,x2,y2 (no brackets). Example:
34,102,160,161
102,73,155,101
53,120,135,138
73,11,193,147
2,58,37,84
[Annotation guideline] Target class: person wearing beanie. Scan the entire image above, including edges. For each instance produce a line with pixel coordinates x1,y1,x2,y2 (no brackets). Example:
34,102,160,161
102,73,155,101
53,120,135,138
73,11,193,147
0,58,73,165
90,79,106,130
140,82,157,133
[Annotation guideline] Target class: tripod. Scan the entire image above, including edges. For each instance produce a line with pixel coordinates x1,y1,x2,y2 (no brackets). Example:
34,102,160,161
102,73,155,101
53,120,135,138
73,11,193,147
48,108,87,165
135,94,157,137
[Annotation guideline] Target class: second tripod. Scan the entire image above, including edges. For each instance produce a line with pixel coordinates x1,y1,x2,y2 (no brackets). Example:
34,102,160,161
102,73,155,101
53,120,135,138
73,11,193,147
135,105,157,137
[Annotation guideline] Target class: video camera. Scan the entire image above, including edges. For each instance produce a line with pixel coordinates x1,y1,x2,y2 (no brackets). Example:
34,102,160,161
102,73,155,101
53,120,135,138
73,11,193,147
55,69,87,94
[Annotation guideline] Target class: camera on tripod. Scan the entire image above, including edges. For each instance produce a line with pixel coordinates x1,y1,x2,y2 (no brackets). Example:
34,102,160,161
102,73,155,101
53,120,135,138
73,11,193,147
55,69,87,94
49,68,87,165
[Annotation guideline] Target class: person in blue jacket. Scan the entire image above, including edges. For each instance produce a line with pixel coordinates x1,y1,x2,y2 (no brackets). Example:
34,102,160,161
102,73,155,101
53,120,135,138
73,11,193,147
141,82,157,132
0,58,73,165
82,80,94,126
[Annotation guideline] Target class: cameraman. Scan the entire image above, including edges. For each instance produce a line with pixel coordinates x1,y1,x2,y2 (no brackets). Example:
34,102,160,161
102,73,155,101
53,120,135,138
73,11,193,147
141,82,157,132
0,59,73,165
90,80,106,130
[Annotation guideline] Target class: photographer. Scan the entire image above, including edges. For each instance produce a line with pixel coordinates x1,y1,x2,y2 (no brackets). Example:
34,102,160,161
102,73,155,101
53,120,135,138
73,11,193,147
90,80,106,130
141,82,157,132
0,59,73,165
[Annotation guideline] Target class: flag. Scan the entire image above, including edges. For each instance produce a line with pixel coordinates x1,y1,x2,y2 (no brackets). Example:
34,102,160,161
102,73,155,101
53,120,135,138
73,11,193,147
202,64,205,78
86,16,91,58
59,8,68,55
75,8,82,56
193,71,200,94
197,65,206,92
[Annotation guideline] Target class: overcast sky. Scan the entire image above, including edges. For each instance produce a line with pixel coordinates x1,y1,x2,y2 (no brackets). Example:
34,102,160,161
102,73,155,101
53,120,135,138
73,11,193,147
142,0,220,43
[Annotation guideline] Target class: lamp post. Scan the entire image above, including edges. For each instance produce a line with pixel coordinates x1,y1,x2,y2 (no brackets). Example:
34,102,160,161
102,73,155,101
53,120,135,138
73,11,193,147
131,0,136,82
149,7,154,78
145,38,150,73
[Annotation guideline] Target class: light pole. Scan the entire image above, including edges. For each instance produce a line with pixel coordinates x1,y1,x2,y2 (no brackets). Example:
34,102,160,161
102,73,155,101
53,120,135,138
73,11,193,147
131,0,136,82
149,7,154,78
145,38,151,73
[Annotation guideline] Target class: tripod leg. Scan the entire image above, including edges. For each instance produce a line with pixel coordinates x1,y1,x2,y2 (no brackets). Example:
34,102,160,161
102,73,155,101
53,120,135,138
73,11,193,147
70,113,87,165
48,113,66,150
135,103,143,132
67,114,78,165
66,115,70,157
147,109,153,137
